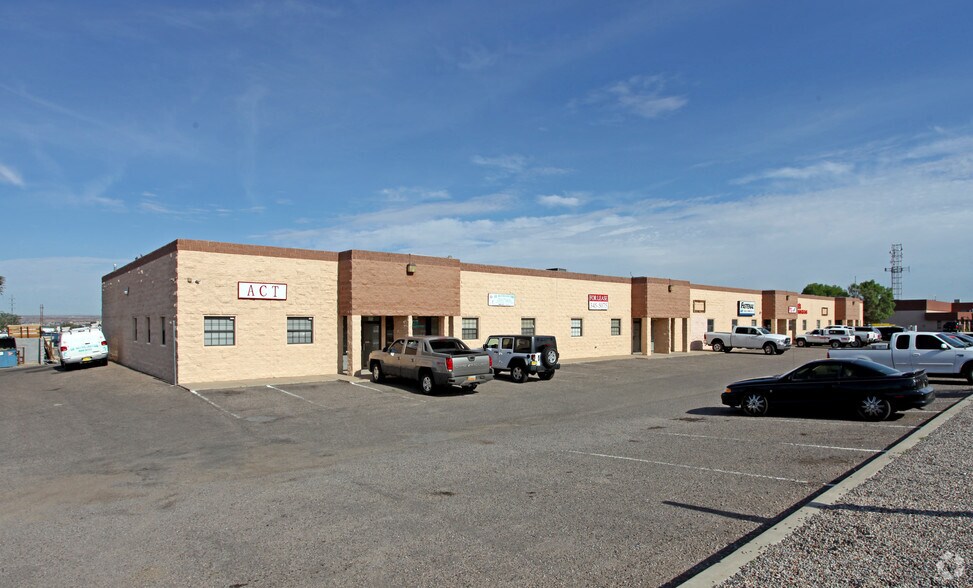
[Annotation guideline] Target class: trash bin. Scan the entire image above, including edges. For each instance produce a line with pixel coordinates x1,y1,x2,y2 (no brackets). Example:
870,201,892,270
0,348,17,368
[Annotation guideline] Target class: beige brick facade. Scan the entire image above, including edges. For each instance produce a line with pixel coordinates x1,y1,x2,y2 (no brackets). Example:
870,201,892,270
459,267,632,359
688,285,764,349
102,239,862,384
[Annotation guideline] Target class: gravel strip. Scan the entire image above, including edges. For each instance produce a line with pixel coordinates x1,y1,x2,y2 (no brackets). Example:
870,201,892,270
718,400,973,587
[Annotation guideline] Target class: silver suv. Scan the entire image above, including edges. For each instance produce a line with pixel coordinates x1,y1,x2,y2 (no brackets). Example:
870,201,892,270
482,335,560,383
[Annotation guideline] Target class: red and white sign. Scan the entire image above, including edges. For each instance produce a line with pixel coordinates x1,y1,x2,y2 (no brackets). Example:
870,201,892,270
238,282,287,300
797,303,808,315
787,305,798,314
588,294,609,311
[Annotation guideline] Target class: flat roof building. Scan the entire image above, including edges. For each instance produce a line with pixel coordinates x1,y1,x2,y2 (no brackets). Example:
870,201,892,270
102,239,863,386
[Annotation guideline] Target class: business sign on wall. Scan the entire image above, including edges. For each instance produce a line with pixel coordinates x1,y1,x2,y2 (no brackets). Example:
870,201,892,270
588,294,609,311
238,282,288,300
738,301,756,316
787,305,798,314
488,293,516,307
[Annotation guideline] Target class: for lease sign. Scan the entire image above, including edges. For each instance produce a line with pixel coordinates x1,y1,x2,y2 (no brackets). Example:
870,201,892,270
588,294,609,311
238,282,288,300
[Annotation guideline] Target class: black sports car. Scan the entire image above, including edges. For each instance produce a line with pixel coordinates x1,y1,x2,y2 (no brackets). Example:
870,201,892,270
721,358,935,421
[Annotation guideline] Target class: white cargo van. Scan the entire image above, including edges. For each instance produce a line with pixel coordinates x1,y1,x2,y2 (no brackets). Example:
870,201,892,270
59,327,109,368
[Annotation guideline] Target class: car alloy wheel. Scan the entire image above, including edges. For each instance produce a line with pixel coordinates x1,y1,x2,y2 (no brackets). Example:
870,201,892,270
510,365,526,383
741,392,768,416
857,395,891,421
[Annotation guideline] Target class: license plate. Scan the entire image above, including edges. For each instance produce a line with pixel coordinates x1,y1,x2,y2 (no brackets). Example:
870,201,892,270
467,376,476,381
82,356,92,362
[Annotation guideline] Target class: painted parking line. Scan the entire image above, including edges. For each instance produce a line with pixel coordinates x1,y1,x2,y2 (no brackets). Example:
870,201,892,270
266,385,330,409
189,389,241,419
650,432,883,454
709,415,917,430
567,450,810,484
350,380,427,403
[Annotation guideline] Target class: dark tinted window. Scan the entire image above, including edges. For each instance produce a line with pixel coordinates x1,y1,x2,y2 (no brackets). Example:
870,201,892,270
916,335,943,350
514,337,531,353
841,362,899,378
534,336,557,350
430,338,469,352
895,335,911,350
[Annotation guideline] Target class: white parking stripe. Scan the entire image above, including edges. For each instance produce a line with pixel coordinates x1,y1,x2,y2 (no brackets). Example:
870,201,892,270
350,380,427,403
266,385,330,409
568,450,810,484
189,389,240,419
734,416,916,429
649,432,882,454
781,442,882,453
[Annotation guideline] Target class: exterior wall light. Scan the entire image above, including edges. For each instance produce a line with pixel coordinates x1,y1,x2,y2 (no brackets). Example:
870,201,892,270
124,287,129,295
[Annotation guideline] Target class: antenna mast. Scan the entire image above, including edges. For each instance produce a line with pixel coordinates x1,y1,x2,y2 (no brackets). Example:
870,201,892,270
884,243,910,298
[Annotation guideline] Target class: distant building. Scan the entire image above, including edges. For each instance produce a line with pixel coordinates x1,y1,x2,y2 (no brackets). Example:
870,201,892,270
890,300,973,331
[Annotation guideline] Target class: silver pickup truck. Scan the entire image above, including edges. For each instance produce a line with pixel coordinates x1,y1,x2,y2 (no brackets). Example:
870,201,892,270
828,331,973,382
368,336,494,393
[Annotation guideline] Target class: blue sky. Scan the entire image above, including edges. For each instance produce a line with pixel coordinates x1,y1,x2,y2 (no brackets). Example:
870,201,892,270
2,1,972,315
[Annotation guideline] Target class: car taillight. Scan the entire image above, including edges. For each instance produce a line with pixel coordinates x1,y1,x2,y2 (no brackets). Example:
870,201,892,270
826,350,831,358
101,341,107,346
446,357,453,371
60,346,67,352
489,356,493,367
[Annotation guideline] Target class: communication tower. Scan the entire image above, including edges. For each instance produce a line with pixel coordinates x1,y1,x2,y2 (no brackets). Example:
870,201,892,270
884,244,909,299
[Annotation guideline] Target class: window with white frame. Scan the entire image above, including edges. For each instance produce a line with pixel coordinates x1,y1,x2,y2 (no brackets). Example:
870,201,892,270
287,317,313,344
611,318,621,336
204,316,235,346
521,318,535,336
571,318,583,337
462,317,479,340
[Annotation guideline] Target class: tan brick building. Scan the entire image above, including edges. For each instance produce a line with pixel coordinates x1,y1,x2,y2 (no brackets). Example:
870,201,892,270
102,239,863,386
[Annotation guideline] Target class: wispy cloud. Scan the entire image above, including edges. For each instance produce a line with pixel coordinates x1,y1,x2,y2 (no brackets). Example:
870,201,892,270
263,130,973,299
380,187,451,202
0,163,25,187
472,154,571,181
574,74,687,120
538,194,582,207
732,161,854,184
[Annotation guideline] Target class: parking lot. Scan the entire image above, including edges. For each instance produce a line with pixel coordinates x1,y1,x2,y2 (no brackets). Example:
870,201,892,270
1,349,968,587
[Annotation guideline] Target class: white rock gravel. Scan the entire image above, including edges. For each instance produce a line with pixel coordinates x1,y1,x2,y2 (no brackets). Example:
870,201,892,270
719,402,973,587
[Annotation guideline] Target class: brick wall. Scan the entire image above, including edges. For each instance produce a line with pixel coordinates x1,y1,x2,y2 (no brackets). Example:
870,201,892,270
460,269,633,359
340,250,461,316
102,250,178,382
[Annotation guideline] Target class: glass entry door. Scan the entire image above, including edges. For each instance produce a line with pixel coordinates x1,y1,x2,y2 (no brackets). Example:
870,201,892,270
632,319,642,353
361,316,382,369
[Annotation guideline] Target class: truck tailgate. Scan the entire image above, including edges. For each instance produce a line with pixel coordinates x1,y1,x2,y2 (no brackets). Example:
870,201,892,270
450,352,492,376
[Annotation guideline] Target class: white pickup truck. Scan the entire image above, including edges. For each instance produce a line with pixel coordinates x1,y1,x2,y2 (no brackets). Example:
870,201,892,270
704,326,791,355
828,331,973,382
795,328,855,348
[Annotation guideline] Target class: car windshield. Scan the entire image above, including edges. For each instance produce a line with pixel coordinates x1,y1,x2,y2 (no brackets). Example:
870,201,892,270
758,328,770,334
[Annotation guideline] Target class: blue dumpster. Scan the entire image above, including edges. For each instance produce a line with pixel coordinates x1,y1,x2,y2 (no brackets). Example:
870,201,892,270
0,348,17,368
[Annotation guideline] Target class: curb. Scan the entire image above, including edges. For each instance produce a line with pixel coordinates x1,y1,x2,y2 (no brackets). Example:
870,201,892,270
678,392,973,587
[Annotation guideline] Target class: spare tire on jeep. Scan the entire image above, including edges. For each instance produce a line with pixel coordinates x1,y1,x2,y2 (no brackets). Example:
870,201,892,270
540,345,559,369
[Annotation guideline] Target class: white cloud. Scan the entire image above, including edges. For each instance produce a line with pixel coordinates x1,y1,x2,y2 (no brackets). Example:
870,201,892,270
472,154,527,173
0,163,25,187
576,74,687,120
538,194,581,207
733,161,854,184
472,154,571,181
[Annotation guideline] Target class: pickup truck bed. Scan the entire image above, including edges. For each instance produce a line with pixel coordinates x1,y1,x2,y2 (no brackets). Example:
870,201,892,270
828,331,973,382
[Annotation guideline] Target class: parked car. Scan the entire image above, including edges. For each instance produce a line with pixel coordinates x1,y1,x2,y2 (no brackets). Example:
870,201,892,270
721,358,935,421
704,326,790,355
368,336,493,393
59,327,109,369
795,328,854,348
943,321,961,332
876,326,905,341
828,331,973,383
482,334,560,383
849,326,883,347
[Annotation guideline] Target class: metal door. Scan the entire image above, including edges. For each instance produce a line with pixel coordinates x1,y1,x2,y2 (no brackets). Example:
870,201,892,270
632,319,642,353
